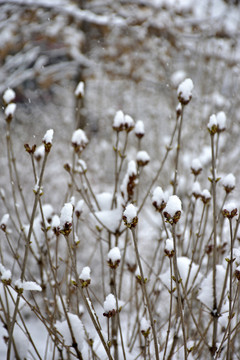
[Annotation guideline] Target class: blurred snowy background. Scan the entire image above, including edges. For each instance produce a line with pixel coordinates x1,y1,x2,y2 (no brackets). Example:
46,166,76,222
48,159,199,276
1,0,240,358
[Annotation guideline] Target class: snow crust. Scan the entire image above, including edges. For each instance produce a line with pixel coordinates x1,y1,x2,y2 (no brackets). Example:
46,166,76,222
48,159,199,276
164,195,182,216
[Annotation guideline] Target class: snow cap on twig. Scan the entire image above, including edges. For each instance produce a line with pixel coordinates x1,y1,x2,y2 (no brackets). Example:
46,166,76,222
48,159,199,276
79,266,91,287
135,120,145,139
164,195,182,225
60,203,73,235
222,173,236,193
177,78,194,105
152,186,168,212
42,129,54,153
5,103,16,122
191,158,202,176
107,247,121,269
103,294,117,318
75,81,84,98
0,214,9,232
136,150,150,167
222,202,238,219
192,181,201,199
3,88,15,105
201,189,211,204
207,114,217,135
140,317,151,338
216,111,226,132
123,204,138,228
71,129,88,153
164,238,174,258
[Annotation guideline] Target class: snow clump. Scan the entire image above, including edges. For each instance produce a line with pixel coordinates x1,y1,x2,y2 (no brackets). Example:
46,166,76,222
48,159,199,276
152,186,168,212
71,129,88,153
60,203,73,235
5,103,16,119
222,202,238,219
192,181,201,198
123,204,138,228
15,279,42,292
103,294,117,317
136,150,150,167
191,158,202,176
112,110,135,132
0,264,11,283
177,78,194,105
164,195,182,224
0,213,9,232
79,266,91,287
164,238,174,257
42,129,54,145
216,111,226,132
207,114,217,134
3,88,15,104
201,189,211,204
56,313,84,349
108,247,121,268
135,120,145,138
140,317,151,337
222,173,236,193
75,81,84,98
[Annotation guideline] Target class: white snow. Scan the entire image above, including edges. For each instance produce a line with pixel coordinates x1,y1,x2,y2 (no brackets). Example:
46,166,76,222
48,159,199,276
191,158,202,173
0,264,11,282
94,208,124,233
52,214,60,228
207,114,217,131
165,238,174,253
96,192,112,210
75,199,84,214
79,266,91,281
5,103,16,117
60,203,73,227
152,186,168,207
34,144,45,160
197,265,228,310
201,189,211,201
216,111,226,131
164,195,182,217
0,213,9,227
135,120,145,137
3,88,15,104
113,110,125,129
76,159,87,173
192,181,201,197
71,129,88,148
75,81,84,97
223,202,237,213
104,293,116,312
124,114,135,130
222,173,236,189
108,247,121,263
127,160,137,177
160,256,202,291
136,150,150,164
140,317,151,332
123,204,138,224
15,279,42,291
177,78,194,103
42,129,54,144
55,313,84,349
171,70,186,87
